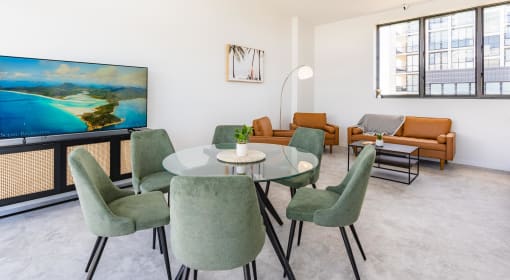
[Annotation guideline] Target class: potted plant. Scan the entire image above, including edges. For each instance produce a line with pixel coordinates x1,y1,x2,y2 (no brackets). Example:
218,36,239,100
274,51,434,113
234,125,253,156
375,132,384,147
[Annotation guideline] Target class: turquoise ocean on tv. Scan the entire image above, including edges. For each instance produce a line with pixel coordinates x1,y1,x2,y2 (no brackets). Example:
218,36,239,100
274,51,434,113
0,90,147,139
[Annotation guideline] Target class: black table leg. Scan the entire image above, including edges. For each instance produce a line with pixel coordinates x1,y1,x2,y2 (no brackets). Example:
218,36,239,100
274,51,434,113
254,182,296,280
256,182,283,226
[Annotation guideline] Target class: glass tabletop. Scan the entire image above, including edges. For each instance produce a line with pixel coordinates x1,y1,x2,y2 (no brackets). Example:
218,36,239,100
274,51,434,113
162,143,319,182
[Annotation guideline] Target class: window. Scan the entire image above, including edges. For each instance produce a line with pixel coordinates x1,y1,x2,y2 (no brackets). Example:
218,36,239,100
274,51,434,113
483,4,510,95
452,49,474,69
407,55,419,72
452,27,474,48
425,10,475,96
377,3,510,98
429,31,448,50
428,52,448,70
484,35,500,57
378,20,420,95
407,35,419,52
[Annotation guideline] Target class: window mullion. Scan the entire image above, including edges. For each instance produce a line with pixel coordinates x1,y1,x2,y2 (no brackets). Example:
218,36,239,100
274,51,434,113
419,18,426,97
476,7,484,97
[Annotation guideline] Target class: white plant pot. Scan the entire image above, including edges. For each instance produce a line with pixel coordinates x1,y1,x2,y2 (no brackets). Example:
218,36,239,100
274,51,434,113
236,143,248,157
375,139,384,147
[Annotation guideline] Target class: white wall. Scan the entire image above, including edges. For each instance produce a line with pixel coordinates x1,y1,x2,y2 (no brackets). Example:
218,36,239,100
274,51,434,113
297,18,315,113
314,0,510,171
0,0,293,149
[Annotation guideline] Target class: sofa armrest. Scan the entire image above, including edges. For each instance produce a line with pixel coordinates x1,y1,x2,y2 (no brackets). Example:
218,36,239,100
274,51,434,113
324,123,338,134
347,126,362,144
446,132,456,160
273,130,295,137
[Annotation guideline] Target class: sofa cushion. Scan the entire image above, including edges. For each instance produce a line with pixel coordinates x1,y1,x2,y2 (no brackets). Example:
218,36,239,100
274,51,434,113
293,113,327,130
437,134,446,144
351,134,446,151
403,116,451,140
252,116,273,136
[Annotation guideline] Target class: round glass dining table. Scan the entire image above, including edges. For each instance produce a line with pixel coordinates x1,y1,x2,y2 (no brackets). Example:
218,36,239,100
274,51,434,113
162,143,318,182
162,143,318,280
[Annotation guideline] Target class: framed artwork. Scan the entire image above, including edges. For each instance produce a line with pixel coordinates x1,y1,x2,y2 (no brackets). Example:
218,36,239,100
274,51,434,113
226,44,264,83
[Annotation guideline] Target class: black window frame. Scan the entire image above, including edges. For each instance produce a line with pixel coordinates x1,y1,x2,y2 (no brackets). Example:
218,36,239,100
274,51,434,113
376,1,510,99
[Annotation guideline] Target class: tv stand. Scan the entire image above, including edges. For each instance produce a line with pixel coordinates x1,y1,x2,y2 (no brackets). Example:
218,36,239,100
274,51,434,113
0,131,133,215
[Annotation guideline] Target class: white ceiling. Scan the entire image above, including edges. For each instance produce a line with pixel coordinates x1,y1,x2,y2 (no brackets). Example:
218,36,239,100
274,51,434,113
264,0,431,25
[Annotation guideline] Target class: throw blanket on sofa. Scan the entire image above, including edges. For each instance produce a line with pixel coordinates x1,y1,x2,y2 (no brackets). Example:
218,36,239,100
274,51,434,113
356,114,405,136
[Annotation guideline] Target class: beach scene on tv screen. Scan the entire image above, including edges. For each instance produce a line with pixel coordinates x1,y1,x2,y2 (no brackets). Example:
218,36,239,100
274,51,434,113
0,56,147,139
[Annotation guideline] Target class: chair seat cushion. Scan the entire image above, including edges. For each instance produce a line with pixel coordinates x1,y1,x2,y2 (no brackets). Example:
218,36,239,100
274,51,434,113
140,171,173,193
274,171,312,189
286,188,339,222
109,192,170,231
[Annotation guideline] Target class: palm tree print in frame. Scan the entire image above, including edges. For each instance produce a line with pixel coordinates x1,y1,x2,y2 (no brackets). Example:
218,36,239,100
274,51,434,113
226,44,264,83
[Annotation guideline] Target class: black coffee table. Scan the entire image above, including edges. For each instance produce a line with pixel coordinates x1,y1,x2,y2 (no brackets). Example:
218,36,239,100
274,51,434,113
348,141,420,184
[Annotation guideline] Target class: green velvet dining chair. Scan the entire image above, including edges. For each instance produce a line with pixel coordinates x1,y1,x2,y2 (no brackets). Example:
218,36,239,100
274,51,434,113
212,125,243,145
68,147,172,280
170,176,265,280
285,145,376,280
131,129,175,251
268,127,325,245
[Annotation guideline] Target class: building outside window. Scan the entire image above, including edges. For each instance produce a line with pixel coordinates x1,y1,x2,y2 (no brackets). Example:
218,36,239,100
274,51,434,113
425,10,476,96
377,2,510,97
484,4,510,95
378,20,420,95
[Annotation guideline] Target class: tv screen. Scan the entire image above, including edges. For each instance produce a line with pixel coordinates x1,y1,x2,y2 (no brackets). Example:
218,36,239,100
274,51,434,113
0,55,147,139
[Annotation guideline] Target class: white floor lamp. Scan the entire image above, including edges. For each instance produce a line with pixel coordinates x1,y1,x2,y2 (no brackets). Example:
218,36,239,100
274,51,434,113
279,65,314,129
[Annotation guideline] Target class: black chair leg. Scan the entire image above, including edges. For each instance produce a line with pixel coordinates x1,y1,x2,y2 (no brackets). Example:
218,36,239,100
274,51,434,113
243,263,252,280
184,267,190,280
85,237,102,272
86,236,108,280
284,220,297,277
193,269,198,280
297,221,303,246
157,227,172,280
158,228,163,255
312,184,317,189
340,227,360,280
175,265,186,280
290,188,296,198
264,181,270,195
349,224,366,261
251,260,257,280
152,228,157,250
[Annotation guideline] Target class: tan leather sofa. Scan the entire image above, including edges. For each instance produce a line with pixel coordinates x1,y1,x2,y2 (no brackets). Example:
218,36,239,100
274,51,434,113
249,116,294,145
347,116,455,170
290,113,339,153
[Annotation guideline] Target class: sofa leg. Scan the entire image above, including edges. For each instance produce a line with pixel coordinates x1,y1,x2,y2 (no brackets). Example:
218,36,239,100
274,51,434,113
440,159,445,170
330,145,333,154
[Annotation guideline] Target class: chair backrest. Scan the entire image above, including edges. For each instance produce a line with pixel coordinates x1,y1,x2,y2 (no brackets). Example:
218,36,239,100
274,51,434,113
252,116,273,136
170,176,265,271
289,127,325,184
293,112,327,130
68,148,135,236
131,129,175,191
211,125,243,144
313,145,376,227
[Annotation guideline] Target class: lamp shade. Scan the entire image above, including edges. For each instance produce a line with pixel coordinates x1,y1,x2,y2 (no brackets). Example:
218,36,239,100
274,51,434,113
297,66,313,80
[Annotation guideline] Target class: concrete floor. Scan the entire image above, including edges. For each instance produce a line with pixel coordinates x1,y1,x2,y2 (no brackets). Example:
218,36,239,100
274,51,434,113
1,147,510,280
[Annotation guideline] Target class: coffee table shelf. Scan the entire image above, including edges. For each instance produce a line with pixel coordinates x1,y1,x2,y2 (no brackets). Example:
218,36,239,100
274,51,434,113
348,141,420,185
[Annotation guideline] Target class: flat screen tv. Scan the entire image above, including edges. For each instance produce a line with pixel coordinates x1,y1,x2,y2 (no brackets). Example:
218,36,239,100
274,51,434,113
0,55,147,139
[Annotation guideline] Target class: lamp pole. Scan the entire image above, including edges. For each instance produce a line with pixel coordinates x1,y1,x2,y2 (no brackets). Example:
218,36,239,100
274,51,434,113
279,65,306,129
